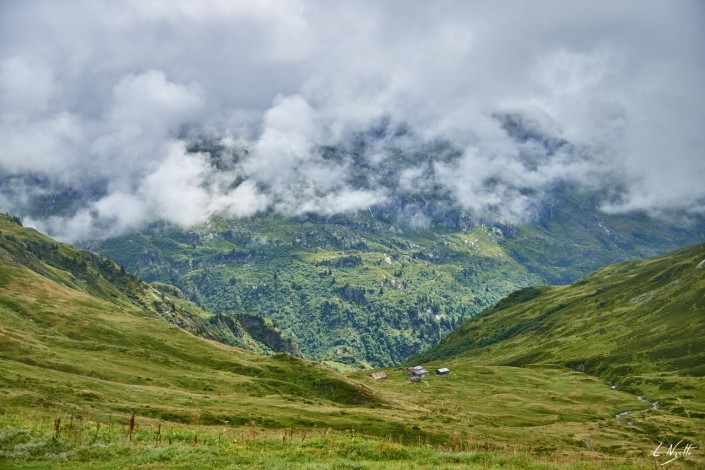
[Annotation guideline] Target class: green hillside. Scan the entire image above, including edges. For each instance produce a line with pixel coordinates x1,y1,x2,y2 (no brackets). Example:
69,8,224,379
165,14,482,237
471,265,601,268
3,215,702,467
414,242,705,458
91,184,705,368
93,214,540,369
0,214,297,356
499,186,705,284
413,242,705,373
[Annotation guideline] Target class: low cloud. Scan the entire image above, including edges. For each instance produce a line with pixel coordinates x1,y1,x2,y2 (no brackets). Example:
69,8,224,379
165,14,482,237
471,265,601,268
1,1,703,241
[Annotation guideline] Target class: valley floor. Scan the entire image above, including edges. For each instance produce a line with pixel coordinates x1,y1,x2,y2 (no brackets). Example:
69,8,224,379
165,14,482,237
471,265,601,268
3,360,699,468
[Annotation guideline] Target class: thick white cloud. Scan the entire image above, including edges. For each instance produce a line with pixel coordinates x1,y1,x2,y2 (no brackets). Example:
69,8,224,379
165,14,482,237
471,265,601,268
0,57,56,115
247,95,319,186
1,0,703,241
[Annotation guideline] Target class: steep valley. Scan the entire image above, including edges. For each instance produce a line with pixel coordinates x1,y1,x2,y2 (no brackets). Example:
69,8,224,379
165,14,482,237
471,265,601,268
2,215,704,467
92,190,705,368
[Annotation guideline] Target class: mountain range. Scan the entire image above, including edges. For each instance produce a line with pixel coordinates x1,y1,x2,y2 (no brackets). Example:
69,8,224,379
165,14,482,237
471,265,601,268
90,169,705,368
1,213,702,467
4,119,693,368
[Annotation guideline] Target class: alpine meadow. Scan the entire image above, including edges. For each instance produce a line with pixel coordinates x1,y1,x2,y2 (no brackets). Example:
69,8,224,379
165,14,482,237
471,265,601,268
1,1,704,468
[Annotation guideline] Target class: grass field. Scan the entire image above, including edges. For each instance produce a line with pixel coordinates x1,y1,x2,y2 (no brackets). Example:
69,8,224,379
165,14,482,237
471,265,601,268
2,412,661,469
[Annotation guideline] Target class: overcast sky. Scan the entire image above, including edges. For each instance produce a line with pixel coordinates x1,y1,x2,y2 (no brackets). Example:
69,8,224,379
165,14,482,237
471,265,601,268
1,0,704,240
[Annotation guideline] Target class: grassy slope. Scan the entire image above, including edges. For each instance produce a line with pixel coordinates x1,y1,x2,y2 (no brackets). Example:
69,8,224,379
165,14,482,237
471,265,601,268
0,258,667,468
413,242,705,463
0,214,296,356
0,249,388,422
413,243,705,374
1,217,693,467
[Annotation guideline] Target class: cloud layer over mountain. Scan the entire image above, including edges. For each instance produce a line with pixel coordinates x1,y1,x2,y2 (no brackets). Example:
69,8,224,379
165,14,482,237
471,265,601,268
1,1,703,240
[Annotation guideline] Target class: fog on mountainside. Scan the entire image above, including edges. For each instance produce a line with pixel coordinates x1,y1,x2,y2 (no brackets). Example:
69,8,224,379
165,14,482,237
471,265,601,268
1,1,704,242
